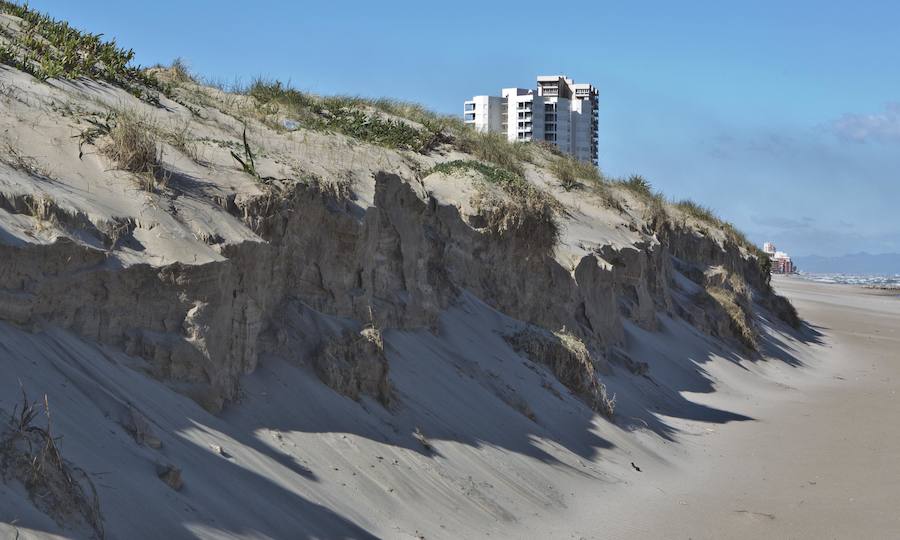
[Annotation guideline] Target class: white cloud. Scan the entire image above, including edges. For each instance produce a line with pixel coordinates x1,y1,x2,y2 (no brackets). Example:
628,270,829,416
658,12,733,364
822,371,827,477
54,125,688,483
831,102,900,142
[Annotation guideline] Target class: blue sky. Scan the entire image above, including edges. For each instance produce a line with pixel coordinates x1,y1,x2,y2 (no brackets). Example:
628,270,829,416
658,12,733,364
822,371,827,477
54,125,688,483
28,0,900,257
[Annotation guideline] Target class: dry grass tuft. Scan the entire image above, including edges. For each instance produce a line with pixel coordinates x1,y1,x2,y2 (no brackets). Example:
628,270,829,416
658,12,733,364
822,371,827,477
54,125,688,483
168,57,194,84
472,187,561,255
1,140,51,178
506,329,615,419
700,272,758,350
454,130,529,177
428,160,562,254
305,173,355,202
549,155,602,191
164,118,200,162
101,110,166,190
0,389,104,539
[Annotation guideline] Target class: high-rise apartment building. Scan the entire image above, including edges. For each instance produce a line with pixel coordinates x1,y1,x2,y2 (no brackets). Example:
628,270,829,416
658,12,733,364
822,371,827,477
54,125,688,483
464,75,598,165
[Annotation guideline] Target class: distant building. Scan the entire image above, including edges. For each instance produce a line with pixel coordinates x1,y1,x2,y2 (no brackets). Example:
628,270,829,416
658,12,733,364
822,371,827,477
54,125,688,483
464,75,599,165
763,242,796,274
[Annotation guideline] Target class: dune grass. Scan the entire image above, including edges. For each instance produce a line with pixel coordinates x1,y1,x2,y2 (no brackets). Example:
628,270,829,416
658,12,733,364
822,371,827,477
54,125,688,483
453,129,530,177
245,79,538,174
246,79,445,153
549,154,602,191
0,1,164,98
100,110,166,191
674,198,760,256
428,159,561,253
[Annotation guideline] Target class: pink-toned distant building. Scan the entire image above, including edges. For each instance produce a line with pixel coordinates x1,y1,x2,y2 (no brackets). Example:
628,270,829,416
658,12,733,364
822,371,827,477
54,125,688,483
763,242,796,274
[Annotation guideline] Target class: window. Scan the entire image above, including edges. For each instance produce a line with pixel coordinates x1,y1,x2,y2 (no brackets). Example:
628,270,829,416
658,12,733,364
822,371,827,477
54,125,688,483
544,103,556,112
545,114,557,122
545,133,556,142
464,103,476,111
464,113,475,121
545,123,556,132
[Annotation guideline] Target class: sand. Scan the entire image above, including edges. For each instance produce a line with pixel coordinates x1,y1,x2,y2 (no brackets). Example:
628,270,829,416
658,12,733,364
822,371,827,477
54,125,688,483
3,277,897,539
563,276,900,539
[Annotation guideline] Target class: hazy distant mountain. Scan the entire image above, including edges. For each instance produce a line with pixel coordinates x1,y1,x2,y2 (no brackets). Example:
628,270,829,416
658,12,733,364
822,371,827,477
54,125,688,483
794,253,900,275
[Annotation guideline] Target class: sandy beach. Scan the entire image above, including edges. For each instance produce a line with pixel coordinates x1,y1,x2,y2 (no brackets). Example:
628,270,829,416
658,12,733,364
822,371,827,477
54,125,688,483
584,276,900,539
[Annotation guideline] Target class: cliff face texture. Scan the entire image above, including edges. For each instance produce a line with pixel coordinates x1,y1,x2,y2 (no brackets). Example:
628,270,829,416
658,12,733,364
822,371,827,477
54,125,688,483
0,7,804,539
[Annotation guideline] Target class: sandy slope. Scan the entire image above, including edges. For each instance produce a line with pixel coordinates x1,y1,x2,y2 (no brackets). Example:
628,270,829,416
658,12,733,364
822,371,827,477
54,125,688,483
558,277,900,539
3,277,876,540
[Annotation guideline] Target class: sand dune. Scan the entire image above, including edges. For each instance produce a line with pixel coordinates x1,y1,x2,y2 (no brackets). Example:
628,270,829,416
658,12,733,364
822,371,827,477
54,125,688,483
6,278,893,539
1,5,895,538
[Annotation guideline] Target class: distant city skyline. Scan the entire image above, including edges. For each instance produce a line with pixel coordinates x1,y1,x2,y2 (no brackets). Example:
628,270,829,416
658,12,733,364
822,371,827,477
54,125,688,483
26,0,900,257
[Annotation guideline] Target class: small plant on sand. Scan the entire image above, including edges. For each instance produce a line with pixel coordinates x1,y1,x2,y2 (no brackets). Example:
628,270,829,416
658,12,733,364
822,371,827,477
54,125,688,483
166,119,200,162
100,110,166,191
230,126,259,178
1,140,50,178
617,174,654,198
597,381,616,420
453,129,528,176
550,155,602,191
0,389,104,538
74,111,114,159
168,57,194,84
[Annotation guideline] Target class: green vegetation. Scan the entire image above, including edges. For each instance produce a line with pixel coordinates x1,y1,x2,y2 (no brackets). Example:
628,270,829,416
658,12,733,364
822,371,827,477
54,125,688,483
427,159,556,206
674,198,757,255
246,79,539,172
0,1,164,97
705,285,758,351
428,160,560,254
428,159,520,188
167,57,194,84
99,110,166,191
673,199,719,224
230,127,259,178
616,174,655,198
453,130,530,176
549,154,602,191
247,80,445,153
0,3,766,265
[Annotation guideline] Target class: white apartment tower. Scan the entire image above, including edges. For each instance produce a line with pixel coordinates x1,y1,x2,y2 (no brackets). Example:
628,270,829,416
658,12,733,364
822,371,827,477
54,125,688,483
464,75,599,165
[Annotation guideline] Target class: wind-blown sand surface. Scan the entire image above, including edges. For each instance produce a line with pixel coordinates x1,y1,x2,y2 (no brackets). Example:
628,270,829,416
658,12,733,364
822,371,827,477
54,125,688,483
3,278,896,540
572,276,900,539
